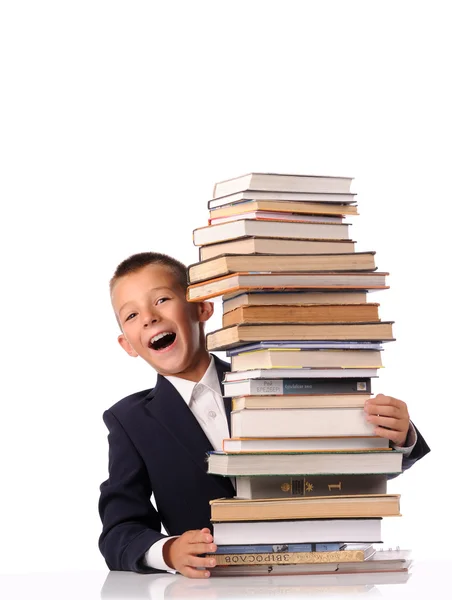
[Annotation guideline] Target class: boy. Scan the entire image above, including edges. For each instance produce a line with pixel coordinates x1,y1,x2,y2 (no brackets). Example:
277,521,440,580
98,252,430,578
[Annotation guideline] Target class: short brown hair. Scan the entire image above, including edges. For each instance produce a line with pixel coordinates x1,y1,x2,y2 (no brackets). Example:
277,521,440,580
110,252,188,292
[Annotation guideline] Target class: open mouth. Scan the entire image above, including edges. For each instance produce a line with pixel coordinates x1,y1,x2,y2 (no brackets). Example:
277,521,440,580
148,331,177,351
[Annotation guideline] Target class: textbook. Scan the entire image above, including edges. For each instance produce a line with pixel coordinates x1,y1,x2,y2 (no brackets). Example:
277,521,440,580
209,199,359,218
212,518,382,545
223,291,368,313
225,368,379,381
223,377,371,397
226,340,384,354
212,173,353,198
223,437,390,454
208,189,357,210
234,474,388,499
214,542,344,554
231,394,372,410
199,237,356,260
231,407,375,438
207,322,394,351
193,219,351,246
188,272,389,303
188,252,377,284
207,450,403,476
222,303,380,327
230,348,383,371
209,210,344,226
210,495,400,522
209,545,376,566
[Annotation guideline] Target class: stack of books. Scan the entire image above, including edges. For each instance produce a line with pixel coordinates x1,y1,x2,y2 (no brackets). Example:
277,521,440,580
187,173,406,576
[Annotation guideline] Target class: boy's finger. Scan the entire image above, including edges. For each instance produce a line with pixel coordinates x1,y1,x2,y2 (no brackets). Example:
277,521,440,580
189,529,213,544
179,565,212,579
366,414,403,431
186,555,217,569
364,404,399,417
188,542,217,555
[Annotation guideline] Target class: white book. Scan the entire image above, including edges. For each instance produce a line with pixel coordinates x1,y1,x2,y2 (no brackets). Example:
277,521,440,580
223,436,390,453
224,368,379,382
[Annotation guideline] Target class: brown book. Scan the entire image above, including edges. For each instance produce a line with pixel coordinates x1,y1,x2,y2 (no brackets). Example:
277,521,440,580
209,199,359,219
223,291,368,312
187,272,389,302
189,252,376,284
209,495,401,522
231,394,372,411
200,237,356,261
231,348,383,371
223,304,380,327
207,321,394,351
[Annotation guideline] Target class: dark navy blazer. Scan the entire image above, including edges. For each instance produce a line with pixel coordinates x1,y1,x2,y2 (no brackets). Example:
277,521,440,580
98,354,430,573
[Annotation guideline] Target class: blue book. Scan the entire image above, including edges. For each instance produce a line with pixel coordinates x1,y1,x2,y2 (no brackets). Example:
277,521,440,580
214,542,344,554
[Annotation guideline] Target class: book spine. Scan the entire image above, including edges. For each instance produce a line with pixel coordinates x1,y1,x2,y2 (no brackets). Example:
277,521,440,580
208,550,365,565
247,378,371,395
215,543,342,554
237,475,387,499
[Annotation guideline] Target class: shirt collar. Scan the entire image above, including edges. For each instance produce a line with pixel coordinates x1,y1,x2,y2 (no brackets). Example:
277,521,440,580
163,355,221,406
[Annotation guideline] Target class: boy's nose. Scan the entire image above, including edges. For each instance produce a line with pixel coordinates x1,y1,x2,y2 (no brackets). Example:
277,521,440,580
142,312,158,327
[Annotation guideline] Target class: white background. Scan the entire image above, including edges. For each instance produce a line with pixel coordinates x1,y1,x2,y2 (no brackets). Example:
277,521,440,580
0,0,450,575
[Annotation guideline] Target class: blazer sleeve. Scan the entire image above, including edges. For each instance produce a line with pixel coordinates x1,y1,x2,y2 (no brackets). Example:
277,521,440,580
388,421,431,480
98,408,168,573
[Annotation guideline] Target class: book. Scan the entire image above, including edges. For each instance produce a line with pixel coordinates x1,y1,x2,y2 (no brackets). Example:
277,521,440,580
189,252,377,285
222,303,380,327
207,450,402,476
212,518,383,545
207,322,394,351
231,349,383,371
231,407,375,438
209,198,359,217
223,291,368,313
231,394,372,410
208,547,376,566
209,210,345,226
223,377,372,397
208,189,357,209
210,199,359,220
225,368,379,382
214,542,344,554
193,219,351,246
209,495,400,522
224,437,390,454
200,237,356,261
235,474,388,498
212,173,353,198
188,272,389,303
226,340,384,354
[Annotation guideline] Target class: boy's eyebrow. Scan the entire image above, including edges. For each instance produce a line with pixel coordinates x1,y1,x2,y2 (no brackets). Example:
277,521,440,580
118,287,173,316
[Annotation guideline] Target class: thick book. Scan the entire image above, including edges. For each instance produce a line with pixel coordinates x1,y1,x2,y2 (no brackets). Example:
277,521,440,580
208,546,375,566
214,542,344,554
231,393,372,410
207,450,403,476
222,303,380,327
231,407,375,438
209,210,344,226
235,474,388,499
193,219,351,246
231,348,383,371
209,495,400,522
189,252,377,284
212,173,353,198
223,291,368,313
223,377,372,397
200,237,356,261
209,199,359,218
212,518,382,545
208,189,357,209
224,437,390,454
188,272,389,303
226,340,384,354
207,322,394,351
225,368,379,382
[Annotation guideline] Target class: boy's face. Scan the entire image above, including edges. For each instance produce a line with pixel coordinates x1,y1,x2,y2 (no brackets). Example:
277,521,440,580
111,264,213,380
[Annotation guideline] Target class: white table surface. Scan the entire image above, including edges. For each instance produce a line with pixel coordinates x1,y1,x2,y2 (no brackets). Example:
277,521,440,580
0,561,447,600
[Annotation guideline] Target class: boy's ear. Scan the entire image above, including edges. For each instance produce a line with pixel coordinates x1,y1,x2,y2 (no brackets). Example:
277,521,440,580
197,301,214,323
118,334,139,357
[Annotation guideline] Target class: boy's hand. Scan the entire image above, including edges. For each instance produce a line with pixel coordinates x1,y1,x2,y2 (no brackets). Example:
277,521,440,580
163,527,217,578
364,394,410,447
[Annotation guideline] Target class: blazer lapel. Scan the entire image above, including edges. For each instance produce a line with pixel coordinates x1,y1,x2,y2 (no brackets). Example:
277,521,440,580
213,354,232,434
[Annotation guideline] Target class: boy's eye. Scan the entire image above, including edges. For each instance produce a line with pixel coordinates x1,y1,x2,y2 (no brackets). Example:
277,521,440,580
156,297,169,305
125,312,137,322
